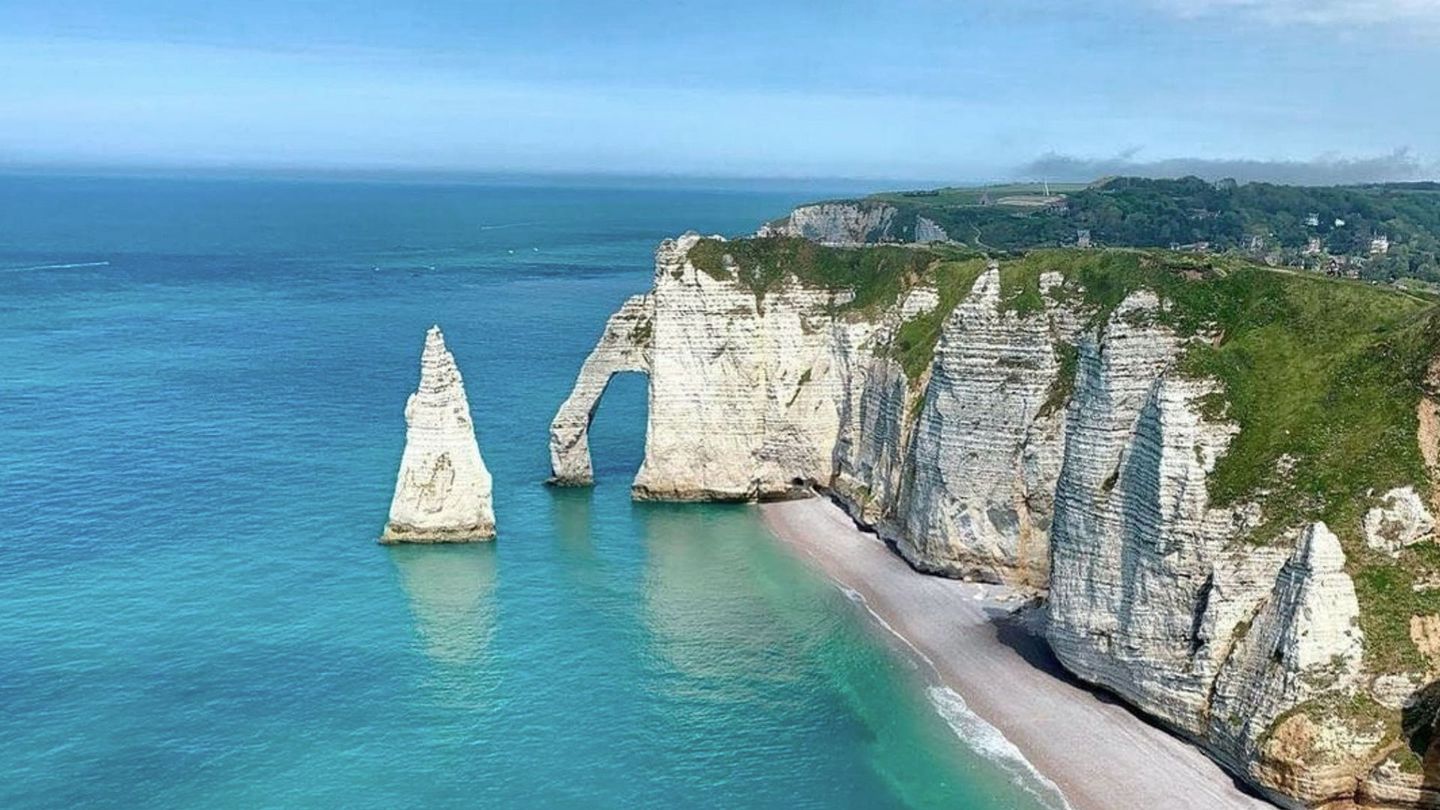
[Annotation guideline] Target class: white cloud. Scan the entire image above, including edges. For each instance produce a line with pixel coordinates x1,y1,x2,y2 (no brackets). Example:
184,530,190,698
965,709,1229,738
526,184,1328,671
1148,0,1440,27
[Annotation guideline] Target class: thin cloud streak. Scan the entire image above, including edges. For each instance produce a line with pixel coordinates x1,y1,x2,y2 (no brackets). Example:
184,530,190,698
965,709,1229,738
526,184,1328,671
1146,0,1440,27
1016,149,1438,185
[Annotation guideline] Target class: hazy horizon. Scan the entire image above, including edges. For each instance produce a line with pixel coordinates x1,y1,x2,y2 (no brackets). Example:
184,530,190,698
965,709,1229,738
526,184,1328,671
2,160,1435,192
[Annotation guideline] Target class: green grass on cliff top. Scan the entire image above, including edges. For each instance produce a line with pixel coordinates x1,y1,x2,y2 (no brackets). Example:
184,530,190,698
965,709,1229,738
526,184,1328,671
1003,250,1440,673
689,236,1440,672
1018,251,1435,535
685,236,966,313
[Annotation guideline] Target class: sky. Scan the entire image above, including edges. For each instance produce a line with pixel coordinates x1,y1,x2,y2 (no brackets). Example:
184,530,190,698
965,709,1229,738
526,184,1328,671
2,0,1438,183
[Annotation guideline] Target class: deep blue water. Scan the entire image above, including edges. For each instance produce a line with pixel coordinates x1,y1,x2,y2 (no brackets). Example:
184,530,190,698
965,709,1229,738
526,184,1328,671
0,175,1054,809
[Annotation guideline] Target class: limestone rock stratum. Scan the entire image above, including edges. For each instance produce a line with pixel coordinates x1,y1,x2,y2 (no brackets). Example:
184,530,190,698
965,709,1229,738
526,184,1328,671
551,234,1440,808
382,326,495,543
757,201,899,245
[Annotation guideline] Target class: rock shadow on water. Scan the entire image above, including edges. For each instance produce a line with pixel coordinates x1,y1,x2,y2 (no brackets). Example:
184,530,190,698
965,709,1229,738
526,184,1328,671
547,484,637,600
388,543,498,668
548,484,597,560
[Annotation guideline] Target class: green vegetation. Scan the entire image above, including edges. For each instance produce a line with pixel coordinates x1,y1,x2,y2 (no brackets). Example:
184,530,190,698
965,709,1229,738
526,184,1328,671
686,237,989,381
998,260,1046,315
999,250,1437,549
1385,746,1425,776
1060,178,1440,284
869,183,1088,209
1354,556,1440,673
891,259,987,382
786,369,813,407
1038,342,1078,418
629,317,653,345
798,177,1440,285
685,236,945,313
1261,692,1398,761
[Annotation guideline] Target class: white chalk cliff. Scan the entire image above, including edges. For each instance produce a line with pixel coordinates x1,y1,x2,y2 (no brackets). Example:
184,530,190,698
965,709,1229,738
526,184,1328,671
383,326,495,543
758,201,900,245
550,233,1440,807
758,201,950,245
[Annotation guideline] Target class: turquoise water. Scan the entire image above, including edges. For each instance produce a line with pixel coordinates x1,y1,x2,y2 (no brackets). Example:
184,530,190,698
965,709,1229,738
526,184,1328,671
0,175,1054,809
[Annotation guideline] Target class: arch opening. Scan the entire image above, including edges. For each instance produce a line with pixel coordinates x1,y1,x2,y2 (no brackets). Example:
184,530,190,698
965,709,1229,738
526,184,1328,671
585,371,650,483
548,293,654,486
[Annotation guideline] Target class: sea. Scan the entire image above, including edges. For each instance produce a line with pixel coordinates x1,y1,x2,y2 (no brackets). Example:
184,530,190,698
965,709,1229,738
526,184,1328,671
0,173,1061,809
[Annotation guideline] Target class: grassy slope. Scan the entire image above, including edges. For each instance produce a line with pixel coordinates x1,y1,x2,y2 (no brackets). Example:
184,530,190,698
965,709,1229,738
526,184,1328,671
1004,250,1440,671
686,235,948,313
688,236,1440,672
1000,252,1440,744
891,259,988,381
788,178,1440,284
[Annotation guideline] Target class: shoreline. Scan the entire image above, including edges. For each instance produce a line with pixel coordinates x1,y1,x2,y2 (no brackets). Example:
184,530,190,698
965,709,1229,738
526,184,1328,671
759,496,1276,810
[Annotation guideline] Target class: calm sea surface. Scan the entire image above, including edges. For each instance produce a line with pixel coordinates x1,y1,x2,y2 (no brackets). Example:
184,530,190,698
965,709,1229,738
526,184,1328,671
0,175,1056,809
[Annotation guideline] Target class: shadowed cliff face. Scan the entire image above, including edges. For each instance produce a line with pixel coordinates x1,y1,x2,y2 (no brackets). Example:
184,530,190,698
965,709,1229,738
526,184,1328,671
550,234,1440,808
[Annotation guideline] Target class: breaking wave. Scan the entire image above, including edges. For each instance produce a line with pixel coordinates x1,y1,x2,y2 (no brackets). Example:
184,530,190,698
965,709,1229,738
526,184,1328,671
834,583,1072,810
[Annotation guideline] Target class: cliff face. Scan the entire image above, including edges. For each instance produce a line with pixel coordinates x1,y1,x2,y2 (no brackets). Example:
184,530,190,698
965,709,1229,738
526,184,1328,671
633,236,859,499
759,202,897,245
894,268,1076,584
551,233,865,499
550,236,1440,807
383,326,495,543
758,201,952,246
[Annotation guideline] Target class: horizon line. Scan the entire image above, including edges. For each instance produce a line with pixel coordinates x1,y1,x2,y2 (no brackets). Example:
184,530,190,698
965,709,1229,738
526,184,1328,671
2,160,1436,191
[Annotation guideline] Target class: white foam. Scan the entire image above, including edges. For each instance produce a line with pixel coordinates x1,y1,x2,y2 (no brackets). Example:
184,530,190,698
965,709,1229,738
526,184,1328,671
834,582,1072,810
3,261,110,272
927,685,1072,810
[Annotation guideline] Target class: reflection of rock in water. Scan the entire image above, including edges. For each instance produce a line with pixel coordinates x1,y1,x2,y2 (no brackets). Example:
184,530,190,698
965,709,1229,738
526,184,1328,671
640,504,808,702
390,544,498,666
548,485,617,596
549,485,595,555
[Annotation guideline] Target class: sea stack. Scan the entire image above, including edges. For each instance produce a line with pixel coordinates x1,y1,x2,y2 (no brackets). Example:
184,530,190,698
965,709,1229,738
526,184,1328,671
381,326,496,543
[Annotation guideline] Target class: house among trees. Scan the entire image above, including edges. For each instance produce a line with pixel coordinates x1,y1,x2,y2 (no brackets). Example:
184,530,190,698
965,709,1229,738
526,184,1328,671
1304,236,1324,256
1324,255,1358,278
1371,234,1391,255
1076,229,1092,248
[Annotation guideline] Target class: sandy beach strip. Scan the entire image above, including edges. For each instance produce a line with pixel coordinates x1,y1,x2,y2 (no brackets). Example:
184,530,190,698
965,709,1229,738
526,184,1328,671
759,496,1276,810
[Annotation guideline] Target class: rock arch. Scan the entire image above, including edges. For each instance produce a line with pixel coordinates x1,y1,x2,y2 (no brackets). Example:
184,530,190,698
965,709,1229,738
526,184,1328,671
548,294,654,485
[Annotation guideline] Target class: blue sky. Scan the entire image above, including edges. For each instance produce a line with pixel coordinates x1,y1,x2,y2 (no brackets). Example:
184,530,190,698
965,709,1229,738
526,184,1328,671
2,0,1438,182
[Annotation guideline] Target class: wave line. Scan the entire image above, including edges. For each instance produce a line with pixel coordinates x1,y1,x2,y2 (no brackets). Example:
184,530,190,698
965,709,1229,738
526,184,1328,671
2,261,111,272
